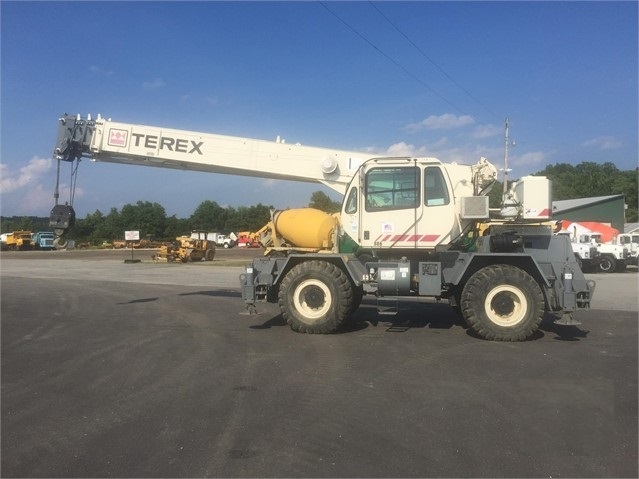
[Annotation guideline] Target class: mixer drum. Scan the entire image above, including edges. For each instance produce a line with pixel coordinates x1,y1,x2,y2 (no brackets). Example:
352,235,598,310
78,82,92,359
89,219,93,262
274,208,336,249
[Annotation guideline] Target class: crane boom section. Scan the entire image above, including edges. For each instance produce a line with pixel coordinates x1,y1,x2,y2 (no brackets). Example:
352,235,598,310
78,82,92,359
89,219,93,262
54,114,371,194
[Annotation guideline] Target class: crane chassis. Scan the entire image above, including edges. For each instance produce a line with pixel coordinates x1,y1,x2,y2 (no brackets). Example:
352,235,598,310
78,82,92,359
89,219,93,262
50,113,595,341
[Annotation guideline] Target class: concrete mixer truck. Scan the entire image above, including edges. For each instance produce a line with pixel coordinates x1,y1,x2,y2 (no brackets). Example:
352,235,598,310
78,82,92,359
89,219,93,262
51,113,594,341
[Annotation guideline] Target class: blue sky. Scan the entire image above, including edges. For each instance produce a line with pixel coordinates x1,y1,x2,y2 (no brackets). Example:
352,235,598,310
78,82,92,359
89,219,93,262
1,1,637,219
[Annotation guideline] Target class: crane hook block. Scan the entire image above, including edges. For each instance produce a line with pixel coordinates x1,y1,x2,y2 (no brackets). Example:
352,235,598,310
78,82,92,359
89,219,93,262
49,204,76,237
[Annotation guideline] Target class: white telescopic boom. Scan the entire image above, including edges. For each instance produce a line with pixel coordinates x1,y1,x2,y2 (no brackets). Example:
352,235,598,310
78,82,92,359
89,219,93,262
54,114,372,195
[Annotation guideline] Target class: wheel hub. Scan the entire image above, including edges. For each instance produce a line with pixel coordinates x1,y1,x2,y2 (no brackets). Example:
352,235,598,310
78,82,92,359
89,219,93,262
492,293,515,316
302,285,326,309
293,278,332,322
484,285,526,327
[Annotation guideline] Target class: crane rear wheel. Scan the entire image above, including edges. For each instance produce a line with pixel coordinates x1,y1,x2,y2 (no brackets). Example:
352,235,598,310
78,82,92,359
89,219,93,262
461,264,543,341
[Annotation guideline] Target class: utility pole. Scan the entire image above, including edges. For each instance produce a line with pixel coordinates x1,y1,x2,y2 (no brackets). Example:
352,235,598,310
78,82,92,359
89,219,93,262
502,117,511,200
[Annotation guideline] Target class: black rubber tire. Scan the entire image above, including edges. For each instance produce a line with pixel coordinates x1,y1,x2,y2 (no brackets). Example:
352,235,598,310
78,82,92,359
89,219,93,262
205,249,215,261
580,261,593,274
597,255,616,273
614,261,626,273
278,260,353,334
460,264,544,341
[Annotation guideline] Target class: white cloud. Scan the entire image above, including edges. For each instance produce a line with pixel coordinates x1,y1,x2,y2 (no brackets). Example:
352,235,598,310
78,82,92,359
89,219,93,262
509,151,546,170
381,137,500,165
430,137,450,149
472,123,501,139
143,78,166,89
582,135,622,150
0,157,85,215
383,141,446,158
405,113,475,133
2,182,83,216
15,184,52,213
0,156,52,193
385,142,419,156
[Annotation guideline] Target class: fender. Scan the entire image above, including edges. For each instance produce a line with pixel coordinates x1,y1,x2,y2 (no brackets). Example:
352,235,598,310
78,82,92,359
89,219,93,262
442,252,552,290
241,253,367,305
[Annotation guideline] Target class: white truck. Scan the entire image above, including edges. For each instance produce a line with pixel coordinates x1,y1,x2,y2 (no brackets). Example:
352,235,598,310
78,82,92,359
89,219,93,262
612,233,639,266
191,232,237,248
577,233,629,273
557,234,600,273
49,113,595,341
215,233,237,248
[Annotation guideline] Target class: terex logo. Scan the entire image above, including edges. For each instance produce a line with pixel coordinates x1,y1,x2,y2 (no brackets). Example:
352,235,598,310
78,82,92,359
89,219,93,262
131,133,203,155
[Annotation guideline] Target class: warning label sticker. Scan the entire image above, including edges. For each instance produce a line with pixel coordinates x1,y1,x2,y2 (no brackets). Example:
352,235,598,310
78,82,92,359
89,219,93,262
108,129,128,148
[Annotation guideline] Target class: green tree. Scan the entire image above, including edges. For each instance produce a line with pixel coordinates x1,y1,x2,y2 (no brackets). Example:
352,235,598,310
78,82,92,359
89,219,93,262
617,169,638,222
98,207,123,241
0,216,45,233
245,203,273,230
488,180,507,208
190,200,227,231
534,163,578,200
69,211,101,243
309,191,341,213
224,203,272,231
163,215,190,239
83,210,106,244
119,201,167,238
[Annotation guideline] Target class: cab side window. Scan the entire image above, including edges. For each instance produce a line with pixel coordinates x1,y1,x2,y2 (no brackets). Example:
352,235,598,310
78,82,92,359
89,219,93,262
424,167,450,206
344,187,358,214
365,167,420,212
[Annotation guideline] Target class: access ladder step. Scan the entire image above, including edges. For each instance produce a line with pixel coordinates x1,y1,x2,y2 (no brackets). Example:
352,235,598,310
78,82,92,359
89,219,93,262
377,296,398,315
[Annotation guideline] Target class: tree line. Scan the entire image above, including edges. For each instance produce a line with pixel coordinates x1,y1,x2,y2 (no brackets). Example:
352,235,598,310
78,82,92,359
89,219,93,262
0,191,339,245
1,162,636,244
0,202,275,245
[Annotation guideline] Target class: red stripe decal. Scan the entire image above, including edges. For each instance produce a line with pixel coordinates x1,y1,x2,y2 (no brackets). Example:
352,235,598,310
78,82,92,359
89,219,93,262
419,235,440,242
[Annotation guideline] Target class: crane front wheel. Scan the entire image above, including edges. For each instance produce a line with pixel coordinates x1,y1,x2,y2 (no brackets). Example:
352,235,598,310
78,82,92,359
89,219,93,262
461,264,544,341
278,261,353,334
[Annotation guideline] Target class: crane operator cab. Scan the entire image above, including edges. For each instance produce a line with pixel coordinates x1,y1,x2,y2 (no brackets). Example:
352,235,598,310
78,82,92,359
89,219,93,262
340,157,495,253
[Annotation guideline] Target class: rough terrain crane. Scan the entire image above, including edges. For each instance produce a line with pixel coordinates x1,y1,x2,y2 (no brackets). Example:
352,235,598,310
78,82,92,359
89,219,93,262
51,113,595,341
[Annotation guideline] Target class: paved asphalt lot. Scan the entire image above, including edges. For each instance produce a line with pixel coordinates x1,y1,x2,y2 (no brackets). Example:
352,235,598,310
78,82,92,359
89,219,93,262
1,249,637,478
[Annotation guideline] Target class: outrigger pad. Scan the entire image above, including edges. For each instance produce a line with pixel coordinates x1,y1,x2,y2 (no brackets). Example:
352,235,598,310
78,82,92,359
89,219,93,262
554,315,582,326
